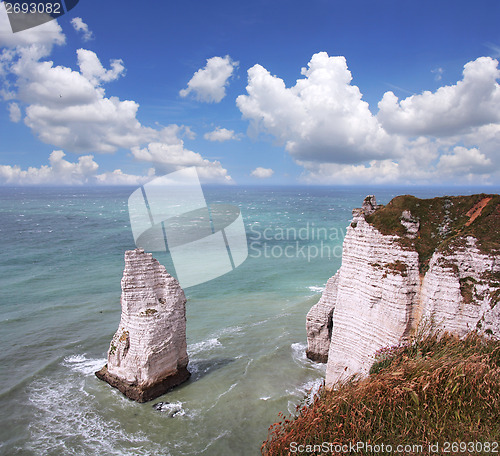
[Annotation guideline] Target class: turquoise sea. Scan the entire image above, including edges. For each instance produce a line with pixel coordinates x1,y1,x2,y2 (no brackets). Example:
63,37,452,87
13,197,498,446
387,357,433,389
1,185,497,456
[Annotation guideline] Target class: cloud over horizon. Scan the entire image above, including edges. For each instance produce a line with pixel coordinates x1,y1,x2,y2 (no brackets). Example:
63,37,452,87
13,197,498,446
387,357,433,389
0,150,96,185
0,13,233,184
250,167,274,179
238,52,500,185
131,125,233,183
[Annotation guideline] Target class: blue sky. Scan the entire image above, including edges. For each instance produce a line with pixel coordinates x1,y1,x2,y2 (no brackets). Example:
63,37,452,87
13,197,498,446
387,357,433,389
0,0,499,185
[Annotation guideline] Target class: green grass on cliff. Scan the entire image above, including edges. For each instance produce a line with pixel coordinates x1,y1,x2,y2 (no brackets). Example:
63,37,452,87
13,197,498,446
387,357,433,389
262,333,500,456
365,194,500,272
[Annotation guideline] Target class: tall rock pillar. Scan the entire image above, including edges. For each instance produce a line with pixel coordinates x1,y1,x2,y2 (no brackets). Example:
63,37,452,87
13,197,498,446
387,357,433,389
96,249,190,402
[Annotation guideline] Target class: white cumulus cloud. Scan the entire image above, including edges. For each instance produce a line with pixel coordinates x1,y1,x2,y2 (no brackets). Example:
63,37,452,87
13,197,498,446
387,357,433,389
204,127,239,142
437,146,492,175
77,49,124,85
0,150,98,185
0,6,65,99
0,150,155,185
298,160,401,185
5,46,157,153
250,167,274,179
1,16,150,157
95,168,155,186
130,126,233,183
237,52,500,185
378,57,500,136
71,17,94,42
0,21,157,153
180,55,238,103
0,35,235,185
298,142,494,185
237,52,393,164
0,16,235,186
132,141,233,184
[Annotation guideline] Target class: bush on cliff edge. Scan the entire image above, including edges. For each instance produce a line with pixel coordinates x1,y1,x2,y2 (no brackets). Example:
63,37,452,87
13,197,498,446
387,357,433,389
262,333,500,456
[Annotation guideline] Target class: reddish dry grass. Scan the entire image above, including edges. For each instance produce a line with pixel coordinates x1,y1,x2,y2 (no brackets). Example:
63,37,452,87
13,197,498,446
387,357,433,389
262,333,500,456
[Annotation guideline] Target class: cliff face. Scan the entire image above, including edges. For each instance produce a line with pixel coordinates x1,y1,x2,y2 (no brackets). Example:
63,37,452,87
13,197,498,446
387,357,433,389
306,273,339,363
96,249,190,402
307,194,500,388
421,238,500,338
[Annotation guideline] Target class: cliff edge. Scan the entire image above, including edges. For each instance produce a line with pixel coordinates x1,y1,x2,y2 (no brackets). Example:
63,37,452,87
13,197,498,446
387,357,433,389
306,194,500,389
96,249,190,402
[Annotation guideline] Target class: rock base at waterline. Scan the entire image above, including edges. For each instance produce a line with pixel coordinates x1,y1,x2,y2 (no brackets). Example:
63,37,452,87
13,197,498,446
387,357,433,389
96,364,190,403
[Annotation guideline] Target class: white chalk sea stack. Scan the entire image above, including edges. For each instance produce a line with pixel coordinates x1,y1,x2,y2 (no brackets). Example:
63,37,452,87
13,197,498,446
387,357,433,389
96,249,190,402
306,194,500,389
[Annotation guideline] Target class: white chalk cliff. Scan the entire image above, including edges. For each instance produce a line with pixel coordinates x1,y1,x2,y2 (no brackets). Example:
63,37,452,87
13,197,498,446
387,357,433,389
96,249,190,402
306,274,338,363
306,195,500,389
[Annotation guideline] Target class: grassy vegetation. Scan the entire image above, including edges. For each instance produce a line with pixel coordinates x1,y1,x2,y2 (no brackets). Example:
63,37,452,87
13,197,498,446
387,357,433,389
365,194,500,272
262,333,500,456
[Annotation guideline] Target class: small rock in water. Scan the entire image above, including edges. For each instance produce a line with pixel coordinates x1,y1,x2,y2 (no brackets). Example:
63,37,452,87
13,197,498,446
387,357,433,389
152,401,183,417
152,401,169,411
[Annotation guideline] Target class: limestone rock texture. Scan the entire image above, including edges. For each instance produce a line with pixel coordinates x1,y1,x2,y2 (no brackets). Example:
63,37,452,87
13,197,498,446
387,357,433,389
306,194,500,389
306,273,339,363
421,238,500,338
324,208,421,385
96,248,190,402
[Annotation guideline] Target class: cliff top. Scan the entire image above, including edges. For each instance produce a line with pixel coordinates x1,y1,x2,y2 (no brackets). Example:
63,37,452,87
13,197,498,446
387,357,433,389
365,193,500,271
